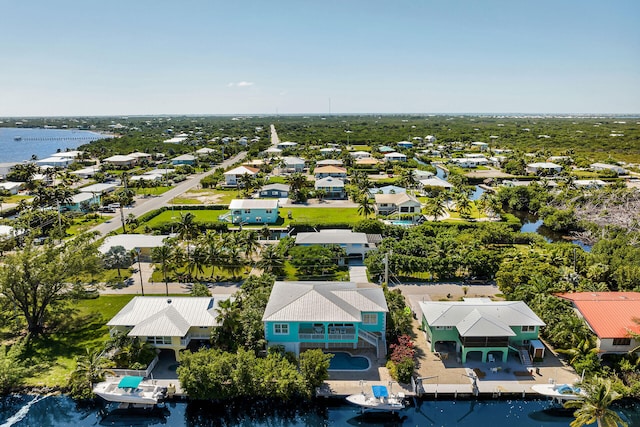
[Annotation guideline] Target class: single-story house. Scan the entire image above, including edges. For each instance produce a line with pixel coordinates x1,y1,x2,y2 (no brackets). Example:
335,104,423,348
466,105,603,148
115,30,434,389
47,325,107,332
163,136,188,144
263,147,283,157
219,199,279,224
0,225,24,239
107,296,232,360
314,177,346,199
263,281,388,357
131,174,162,182
548,156,573,163
590,163,627,175
383,152,407,162
350,151,371,160
51,150,83,159
573,179,607,190
195,147,216,157
378,145,394,153
368,185,406,196
319,147,341,156
556,292,640,355
0,181,24,195
62,192,100,212
0,162,18,179
413,169,434,180
281,156,306,173
259,183,290,198
355,158,382,167
526,162,563,175
171,154,197,166
471,141,489,151
316,159,343,167
419,298,545,363
450,157,489,168
36,156,75,168
71,166,100,179
128,152,152,162
276,141,298,150
425,135,437,143
294,229,374,261
374,193,421,216
99,234,170,262
397,141,413,149
223,165,259,186
418,177,454,190
314,166,347,179
103,155,137,168
79,183,118,195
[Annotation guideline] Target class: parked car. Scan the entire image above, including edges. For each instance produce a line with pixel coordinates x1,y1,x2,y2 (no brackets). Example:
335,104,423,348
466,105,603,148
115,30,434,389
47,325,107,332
464,276,490,285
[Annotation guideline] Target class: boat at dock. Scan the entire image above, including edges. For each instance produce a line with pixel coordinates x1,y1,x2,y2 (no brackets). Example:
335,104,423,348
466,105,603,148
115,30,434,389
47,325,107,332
93,376,166,406
531,383,584,403
346,385,406,413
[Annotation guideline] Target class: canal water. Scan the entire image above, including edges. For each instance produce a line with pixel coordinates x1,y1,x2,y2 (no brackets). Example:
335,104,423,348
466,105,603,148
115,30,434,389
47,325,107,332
1,395,638,427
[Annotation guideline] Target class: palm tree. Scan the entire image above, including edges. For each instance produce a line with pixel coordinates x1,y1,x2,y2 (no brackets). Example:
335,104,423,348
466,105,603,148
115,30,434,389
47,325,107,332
357,195,374,218
71,348,114,398
399,168,417,191
455,192,472,219
176,212,198,245
425,194,448,221
151,244,174,296
564,377,627,427
213,298,241,351
285,172,308,199
239,230,260,259
257,244,285,276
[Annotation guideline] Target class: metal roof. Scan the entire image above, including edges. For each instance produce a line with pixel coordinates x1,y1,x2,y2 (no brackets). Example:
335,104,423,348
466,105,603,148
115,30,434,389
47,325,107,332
263,281,387,323
229,199,279,209
99,234,169,254
295,229,368,245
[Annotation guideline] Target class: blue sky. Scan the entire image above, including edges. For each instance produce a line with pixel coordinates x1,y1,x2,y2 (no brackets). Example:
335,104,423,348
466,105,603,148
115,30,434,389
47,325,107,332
1,0,638,115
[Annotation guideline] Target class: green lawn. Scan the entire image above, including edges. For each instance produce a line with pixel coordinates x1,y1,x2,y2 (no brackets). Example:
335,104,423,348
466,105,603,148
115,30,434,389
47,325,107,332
133,186,172,196
1,195,32,204
144,209,230,228
23,295,135,387
352,145,371,152
169,188,238,205
150,264,251,282
66,215,108,236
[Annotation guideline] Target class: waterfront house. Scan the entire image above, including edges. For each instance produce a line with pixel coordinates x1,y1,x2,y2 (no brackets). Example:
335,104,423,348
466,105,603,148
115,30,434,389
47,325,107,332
374,193,421,216
368,185,406,196
413,169,434,180
383,152,407,162
223,165,259,186
107,296,231,360
294,229,374,261
103,154,137,168
171,154,197,166
419,298,545,363
71,166,100,179
62,192,100,212
450,157,489,168
258,183,290,198
99,234,170,262
36,156,75,168
219,199,279,224
314,177,346,199
262,281,388,357
525,162,563,175
418,176,454,190
314,166,347,179
556,292,640,355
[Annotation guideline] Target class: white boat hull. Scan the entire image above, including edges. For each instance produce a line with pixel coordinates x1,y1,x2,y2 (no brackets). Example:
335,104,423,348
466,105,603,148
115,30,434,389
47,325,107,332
531,384,584,402
346,393,405,412
93,380,165,405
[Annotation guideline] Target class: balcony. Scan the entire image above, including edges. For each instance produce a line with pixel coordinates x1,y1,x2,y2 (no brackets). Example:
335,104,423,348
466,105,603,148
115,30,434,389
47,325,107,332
298,325,356,341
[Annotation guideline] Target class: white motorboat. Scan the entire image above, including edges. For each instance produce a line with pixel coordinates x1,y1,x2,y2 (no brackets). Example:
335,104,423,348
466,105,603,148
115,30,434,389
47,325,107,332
93,376,166,405
346,385,406,412
531,383,584,403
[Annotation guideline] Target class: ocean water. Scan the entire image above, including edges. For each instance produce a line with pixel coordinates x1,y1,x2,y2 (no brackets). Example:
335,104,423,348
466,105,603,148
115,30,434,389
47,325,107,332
0,127,110,163
1,395,638,427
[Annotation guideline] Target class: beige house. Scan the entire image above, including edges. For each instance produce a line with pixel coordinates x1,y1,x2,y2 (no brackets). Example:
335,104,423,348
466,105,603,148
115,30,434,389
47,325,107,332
374,193,421,216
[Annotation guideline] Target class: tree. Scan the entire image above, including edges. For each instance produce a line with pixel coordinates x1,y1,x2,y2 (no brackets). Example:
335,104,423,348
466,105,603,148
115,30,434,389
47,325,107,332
103,245,131,277
190,283,211,296
425,194,448,221
68,348,114,399
257,245,285,276
151,244,174,296
357,194,374,218
564,377,628,427
0,235,101,335
298,349,333,392
0,339,31,395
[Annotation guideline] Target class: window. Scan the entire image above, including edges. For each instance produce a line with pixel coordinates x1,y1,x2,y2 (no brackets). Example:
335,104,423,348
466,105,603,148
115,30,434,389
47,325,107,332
266,209,272,213
255,217,262,222
244,209,251,214
147,336,172,345
521,326,536,333
612,338,631,346
274,324,289,335
363,313,377,325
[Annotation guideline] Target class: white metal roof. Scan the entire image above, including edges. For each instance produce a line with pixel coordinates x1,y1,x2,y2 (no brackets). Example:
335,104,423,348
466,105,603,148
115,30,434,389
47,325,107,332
419,177,454,188
108,296,231,337
224,166,259,176
419,300,544,337
99,234,170,254
228,199,279,209
172,154,196,161
104,155,135,162
315,177,345,188
263,282,387,322
51,150,83,158
374,193,420,206
295,229,368,245
79,183,117,194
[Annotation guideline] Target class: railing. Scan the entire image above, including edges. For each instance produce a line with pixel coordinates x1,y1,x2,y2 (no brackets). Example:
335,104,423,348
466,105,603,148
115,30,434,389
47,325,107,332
358,329,379,346
298,333,326,340
328,333,356,340
111,355,159,378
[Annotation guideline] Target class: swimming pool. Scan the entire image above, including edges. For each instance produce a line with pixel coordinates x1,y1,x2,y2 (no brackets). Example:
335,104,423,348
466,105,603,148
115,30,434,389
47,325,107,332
328,352,370,371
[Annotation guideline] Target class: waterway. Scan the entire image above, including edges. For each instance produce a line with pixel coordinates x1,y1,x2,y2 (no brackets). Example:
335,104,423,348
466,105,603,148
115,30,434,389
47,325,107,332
0,127,111,163
1,395,638,427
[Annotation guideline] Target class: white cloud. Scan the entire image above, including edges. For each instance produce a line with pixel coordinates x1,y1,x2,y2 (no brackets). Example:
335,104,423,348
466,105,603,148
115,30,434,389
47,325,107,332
228,81,254,87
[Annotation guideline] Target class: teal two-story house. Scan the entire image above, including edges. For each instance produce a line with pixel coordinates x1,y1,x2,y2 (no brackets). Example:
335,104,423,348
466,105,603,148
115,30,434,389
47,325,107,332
219,199,279,224
419,298,545,364
262,281,388,358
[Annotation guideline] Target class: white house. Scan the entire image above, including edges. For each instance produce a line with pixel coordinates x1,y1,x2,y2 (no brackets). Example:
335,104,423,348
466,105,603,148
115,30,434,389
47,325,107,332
99,234,170,261
419,177,454,190
383,152,407,162
195,147,216,157
526,162,563,175
36,156,75,168
103,155,137,168
276,141,298,150
71,166,100,179
0,181,24,195
314,177,346,199
374,193,421,216
316,159,343,167
314,166,347,179
295,229,375,261
396,141,413,149
350,151,372,160
51,150,83,159
107,296,232,360
223,165,259,186
471,141,489,151
281,156,306,173
450,157,489,168
590,163,627,175
319,147,341,156
79,183,118,195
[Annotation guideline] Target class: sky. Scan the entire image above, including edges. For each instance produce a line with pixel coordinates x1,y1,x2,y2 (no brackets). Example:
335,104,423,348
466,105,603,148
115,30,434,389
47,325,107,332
1,0,639,116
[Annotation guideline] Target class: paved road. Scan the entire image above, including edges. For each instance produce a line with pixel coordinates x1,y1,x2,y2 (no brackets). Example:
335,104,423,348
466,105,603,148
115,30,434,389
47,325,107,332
270,124,279,146
90,151,247,236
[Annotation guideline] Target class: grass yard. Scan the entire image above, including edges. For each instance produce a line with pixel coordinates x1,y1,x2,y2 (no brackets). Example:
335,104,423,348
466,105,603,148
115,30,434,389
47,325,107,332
144,209,230,228
23,295,135,387
169,188,237,205
150,264,251,283
133,185,172,196
66,215,108,236
1,194,32,203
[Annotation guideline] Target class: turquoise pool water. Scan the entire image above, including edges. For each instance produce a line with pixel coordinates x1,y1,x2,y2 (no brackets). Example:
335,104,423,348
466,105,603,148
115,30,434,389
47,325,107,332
328,352,370,370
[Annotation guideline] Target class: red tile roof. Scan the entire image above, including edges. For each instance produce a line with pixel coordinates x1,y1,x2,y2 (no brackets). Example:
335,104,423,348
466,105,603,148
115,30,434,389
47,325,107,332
556,292,640,339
